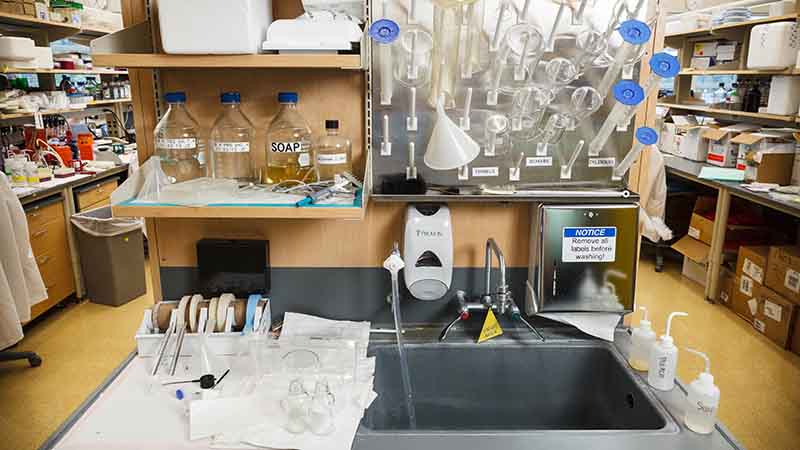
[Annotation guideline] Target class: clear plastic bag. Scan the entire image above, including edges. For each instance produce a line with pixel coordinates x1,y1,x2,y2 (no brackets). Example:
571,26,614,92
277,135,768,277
70,206,143,237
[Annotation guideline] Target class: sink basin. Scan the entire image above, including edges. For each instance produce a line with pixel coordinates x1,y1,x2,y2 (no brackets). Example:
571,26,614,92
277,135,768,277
362,341,672,432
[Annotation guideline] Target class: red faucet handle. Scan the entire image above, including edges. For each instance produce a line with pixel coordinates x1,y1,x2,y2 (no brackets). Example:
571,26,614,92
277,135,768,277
460,310,470,321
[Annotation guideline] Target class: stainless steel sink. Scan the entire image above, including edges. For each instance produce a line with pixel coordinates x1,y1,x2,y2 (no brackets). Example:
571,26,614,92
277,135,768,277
361,341,674,432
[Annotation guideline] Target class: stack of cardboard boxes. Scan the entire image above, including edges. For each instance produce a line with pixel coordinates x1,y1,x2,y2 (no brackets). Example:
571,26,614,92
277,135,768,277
0,0,37,17
723,245,800,354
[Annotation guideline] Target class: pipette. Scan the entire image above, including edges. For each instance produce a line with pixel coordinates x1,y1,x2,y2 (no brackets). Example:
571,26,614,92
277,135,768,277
587,80,644,157
612,126,658,180
369,19,400,106
597,20,651,99
407,87,418,131
560,139,585,179
587,52,679,156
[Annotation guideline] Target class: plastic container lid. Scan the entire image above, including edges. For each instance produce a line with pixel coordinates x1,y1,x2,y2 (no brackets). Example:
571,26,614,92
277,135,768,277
165,92,186,103
278,92,299,103
649,52,681,78
636,127,659,145
325,119,339,129
618,19,652,45
369,19,400,44
613,80,645,106
220,92,241,104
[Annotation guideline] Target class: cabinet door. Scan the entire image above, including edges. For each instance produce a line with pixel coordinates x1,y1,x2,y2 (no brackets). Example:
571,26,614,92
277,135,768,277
76,178,118,211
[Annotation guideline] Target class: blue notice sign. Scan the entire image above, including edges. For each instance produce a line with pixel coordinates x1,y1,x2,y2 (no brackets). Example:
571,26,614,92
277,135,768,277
562,227,617,262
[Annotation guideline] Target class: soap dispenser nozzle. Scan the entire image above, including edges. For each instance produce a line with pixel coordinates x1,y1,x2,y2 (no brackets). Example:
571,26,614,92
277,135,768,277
663,311,688,342
686,348,711,376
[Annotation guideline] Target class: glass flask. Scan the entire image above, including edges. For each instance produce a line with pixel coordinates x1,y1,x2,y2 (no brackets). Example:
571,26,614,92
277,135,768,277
264,92,316,184
154,92,205,183
210,92,255,182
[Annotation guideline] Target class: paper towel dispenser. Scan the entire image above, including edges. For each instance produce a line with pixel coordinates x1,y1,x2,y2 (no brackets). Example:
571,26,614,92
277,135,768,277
526,203,638,314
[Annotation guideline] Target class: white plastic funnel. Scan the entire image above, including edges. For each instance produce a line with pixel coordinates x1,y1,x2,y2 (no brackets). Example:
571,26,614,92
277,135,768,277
424,97,480,170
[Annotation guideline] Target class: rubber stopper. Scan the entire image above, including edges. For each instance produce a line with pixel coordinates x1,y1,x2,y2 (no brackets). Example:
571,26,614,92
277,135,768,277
618,19,652,45
369,19,400,44
636,127,659,145
613,80,645,106
649,52,680,78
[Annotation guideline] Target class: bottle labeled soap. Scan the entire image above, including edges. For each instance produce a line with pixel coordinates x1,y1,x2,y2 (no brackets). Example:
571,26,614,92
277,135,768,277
629,306,656,371
684,348,720,435
648,311,688,391
264,92,315,184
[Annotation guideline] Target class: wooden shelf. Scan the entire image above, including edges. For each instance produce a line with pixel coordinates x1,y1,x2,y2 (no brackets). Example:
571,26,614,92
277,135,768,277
111,200,367,220
1,67,128,75
678,68,800,76
657,102,798,122
0,102,126,120
666,13,797,38
89,98,131,106
92,53,363,70
0,12,81,39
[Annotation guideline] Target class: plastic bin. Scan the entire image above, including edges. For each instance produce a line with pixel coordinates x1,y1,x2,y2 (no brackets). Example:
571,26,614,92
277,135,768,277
71,206,145,306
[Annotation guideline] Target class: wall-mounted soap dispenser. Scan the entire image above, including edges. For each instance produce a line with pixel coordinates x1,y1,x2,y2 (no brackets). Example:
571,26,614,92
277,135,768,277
403,204,453,300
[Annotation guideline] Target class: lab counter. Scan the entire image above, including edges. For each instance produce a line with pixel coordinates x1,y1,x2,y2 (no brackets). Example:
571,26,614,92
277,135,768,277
42,327,743,450
14,165,129,206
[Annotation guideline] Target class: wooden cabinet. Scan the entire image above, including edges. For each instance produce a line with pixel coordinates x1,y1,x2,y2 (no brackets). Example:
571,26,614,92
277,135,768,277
75,178,118,211
25,197,76,321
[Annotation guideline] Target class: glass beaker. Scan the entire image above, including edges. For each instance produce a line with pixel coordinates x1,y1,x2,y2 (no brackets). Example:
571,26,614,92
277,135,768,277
393,26,434,88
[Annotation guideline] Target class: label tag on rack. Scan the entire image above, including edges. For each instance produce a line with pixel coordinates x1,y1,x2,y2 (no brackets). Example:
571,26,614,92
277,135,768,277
526,157,553,167
562,227,617,263
472,166,499,177
478,309,503,343
588,157,616,168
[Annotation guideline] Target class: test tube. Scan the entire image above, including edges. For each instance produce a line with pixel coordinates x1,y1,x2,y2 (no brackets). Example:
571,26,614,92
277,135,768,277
460,87,473,130
597,20,651,99
613,127,658,180
560,139,585,180
381,114,392,156
407,87,418,131
587,80,644,157
406,142,417,180
369,19,401,106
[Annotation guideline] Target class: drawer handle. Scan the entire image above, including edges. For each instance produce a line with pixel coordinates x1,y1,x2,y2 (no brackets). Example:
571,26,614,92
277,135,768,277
37,255,52,265
32,229,47,238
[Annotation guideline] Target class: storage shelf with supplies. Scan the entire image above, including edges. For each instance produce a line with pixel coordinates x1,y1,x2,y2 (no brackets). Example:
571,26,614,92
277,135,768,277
0,67,129,75
664,13,798,39
657,102,798,123
678,69,800,76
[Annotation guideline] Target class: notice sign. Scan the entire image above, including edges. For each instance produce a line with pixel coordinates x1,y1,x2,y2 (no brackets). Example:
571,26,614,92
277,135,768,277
562,227,617,262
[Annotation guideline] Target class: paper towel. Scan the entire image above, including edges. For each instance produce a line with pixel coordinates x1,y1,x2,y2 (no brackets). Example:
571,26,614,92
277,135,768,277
538,313,622,342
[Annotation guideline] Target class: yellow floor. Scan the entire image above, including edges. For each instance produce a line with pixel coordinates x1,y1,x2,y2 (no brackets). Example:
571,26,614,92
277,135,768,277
1,258,799,450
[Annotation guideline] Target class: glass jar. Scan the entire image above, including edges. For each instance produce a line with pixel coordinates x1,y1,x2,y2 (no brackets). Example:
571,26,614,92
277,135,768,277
154,92,205,183
315,120,352,181
210,92,255,182
264,92,315,184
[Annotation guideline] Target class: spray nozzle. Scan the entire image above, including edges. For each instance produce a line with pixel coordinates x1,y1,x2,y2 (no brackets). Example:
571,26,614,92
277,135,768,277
686,348,710,374
638,306,650,325
665,311,688,337
686,348,715,387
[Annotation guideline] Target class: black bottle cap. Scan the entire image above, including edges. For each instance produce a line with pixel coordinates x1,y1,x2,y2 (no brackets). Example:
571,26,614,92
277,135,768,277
325,120,339,129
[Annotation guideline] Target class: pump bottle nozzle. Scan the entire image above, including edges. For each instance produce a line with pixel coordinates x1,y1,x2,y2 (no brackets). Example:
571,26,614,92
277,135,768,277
663,311,688,340
686,348,711,375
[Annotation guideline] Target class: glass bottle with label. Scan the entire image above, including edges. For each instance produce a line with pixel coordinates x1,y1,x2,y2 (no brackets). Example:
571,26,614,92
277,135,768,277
154,91,205,183
264,92,316,184
316,120,352,181
210,92,255,182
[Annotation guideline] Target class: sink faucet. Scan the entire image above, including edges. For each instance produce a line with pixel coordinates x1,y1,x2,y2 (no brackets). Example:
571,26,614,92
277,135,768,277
440,238,545,342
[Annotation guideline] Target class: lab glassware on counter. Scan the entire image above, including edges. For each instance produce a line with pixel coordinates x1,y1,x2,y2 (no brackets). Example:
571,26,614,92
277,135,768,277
264,92,316,184
315,120,352,182
210,92,255,183
684,348,720,435
154,92,206,184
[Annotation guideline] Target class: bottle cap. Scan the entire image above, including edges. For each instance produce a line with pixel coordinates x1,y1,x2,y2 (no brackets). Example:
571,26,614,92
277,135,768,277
369,19,400,44
618,19,651,45
649,52,680,78
325,119,339,129
636,127,658,145
220,92,241,104
613,80,645,106
278,92,299,103
638,306,652,328
165,92,186,103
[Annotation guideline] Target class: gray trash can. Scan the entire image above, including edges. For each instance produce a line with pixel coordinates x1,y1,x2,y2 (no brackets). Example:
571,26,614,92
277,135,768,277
71,206,145,306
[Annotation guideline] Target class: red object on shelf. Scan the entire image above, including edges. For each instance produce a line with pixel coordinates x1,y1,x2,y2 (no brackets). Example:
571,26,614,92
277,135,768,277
77,133,94,161
54,144,73,167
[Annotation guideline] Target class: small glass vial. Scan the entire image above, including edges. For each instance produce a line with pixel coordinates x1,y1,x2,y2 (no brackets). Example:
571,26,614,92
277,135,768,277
154,92,205,183
210,92,255,182
315,120,352,181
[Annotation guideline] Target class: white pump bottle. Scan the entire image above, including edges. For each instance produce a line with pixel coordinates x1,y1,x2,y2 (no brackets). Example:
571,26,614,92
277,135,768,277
629,306,656,371
648,311,688,391
684,348,720,434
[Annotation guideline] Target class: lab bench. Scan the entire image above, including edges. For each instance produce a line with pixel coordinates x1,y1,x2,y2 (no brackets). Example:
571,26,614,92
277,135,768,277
663,154,800,303
16,165,129,321
39,328,744,450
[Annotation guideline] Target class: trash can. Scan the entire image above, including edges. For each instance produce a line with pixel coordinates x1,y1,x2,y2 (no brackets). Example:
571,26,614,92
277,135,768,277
71,206,145,306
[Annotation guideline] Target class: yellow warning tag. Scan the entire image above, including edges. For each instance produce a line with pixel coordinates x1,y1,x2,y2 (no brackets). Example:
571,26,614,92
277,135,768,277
478,309,503,343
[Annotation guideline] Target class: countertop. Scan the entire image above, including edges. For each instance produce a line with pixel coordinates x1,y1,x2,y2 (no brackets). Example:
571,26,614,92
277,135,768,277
13,165,128,205
44,326,744,450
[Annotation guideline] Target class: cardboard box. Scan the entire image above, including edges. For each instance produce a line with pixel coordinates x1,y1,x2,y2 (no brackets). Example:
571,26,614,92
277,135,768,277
682,256,707,286
0,2,25,14
791,316,800,356
687,196,716,245
660,123,678,155
753,286,797,348
719,267,735,307
680,126,712,162
731,275,759,323
736,246,769,286
673,236,710,286
704,124,760,167
733,132,796,185
765,246,800,305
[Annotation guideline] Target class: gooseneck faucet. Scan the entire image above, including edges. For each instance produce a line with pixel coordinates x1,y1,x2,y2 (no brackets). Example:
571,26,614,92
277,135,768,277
440,238,544,342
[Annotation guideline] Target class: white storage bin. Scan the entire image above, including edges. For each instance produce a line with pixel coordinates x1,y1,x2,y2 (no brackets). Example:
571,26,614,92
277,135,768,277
747,22,798,69
0,36,35,62
158,0,272,54
765,76,800,115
